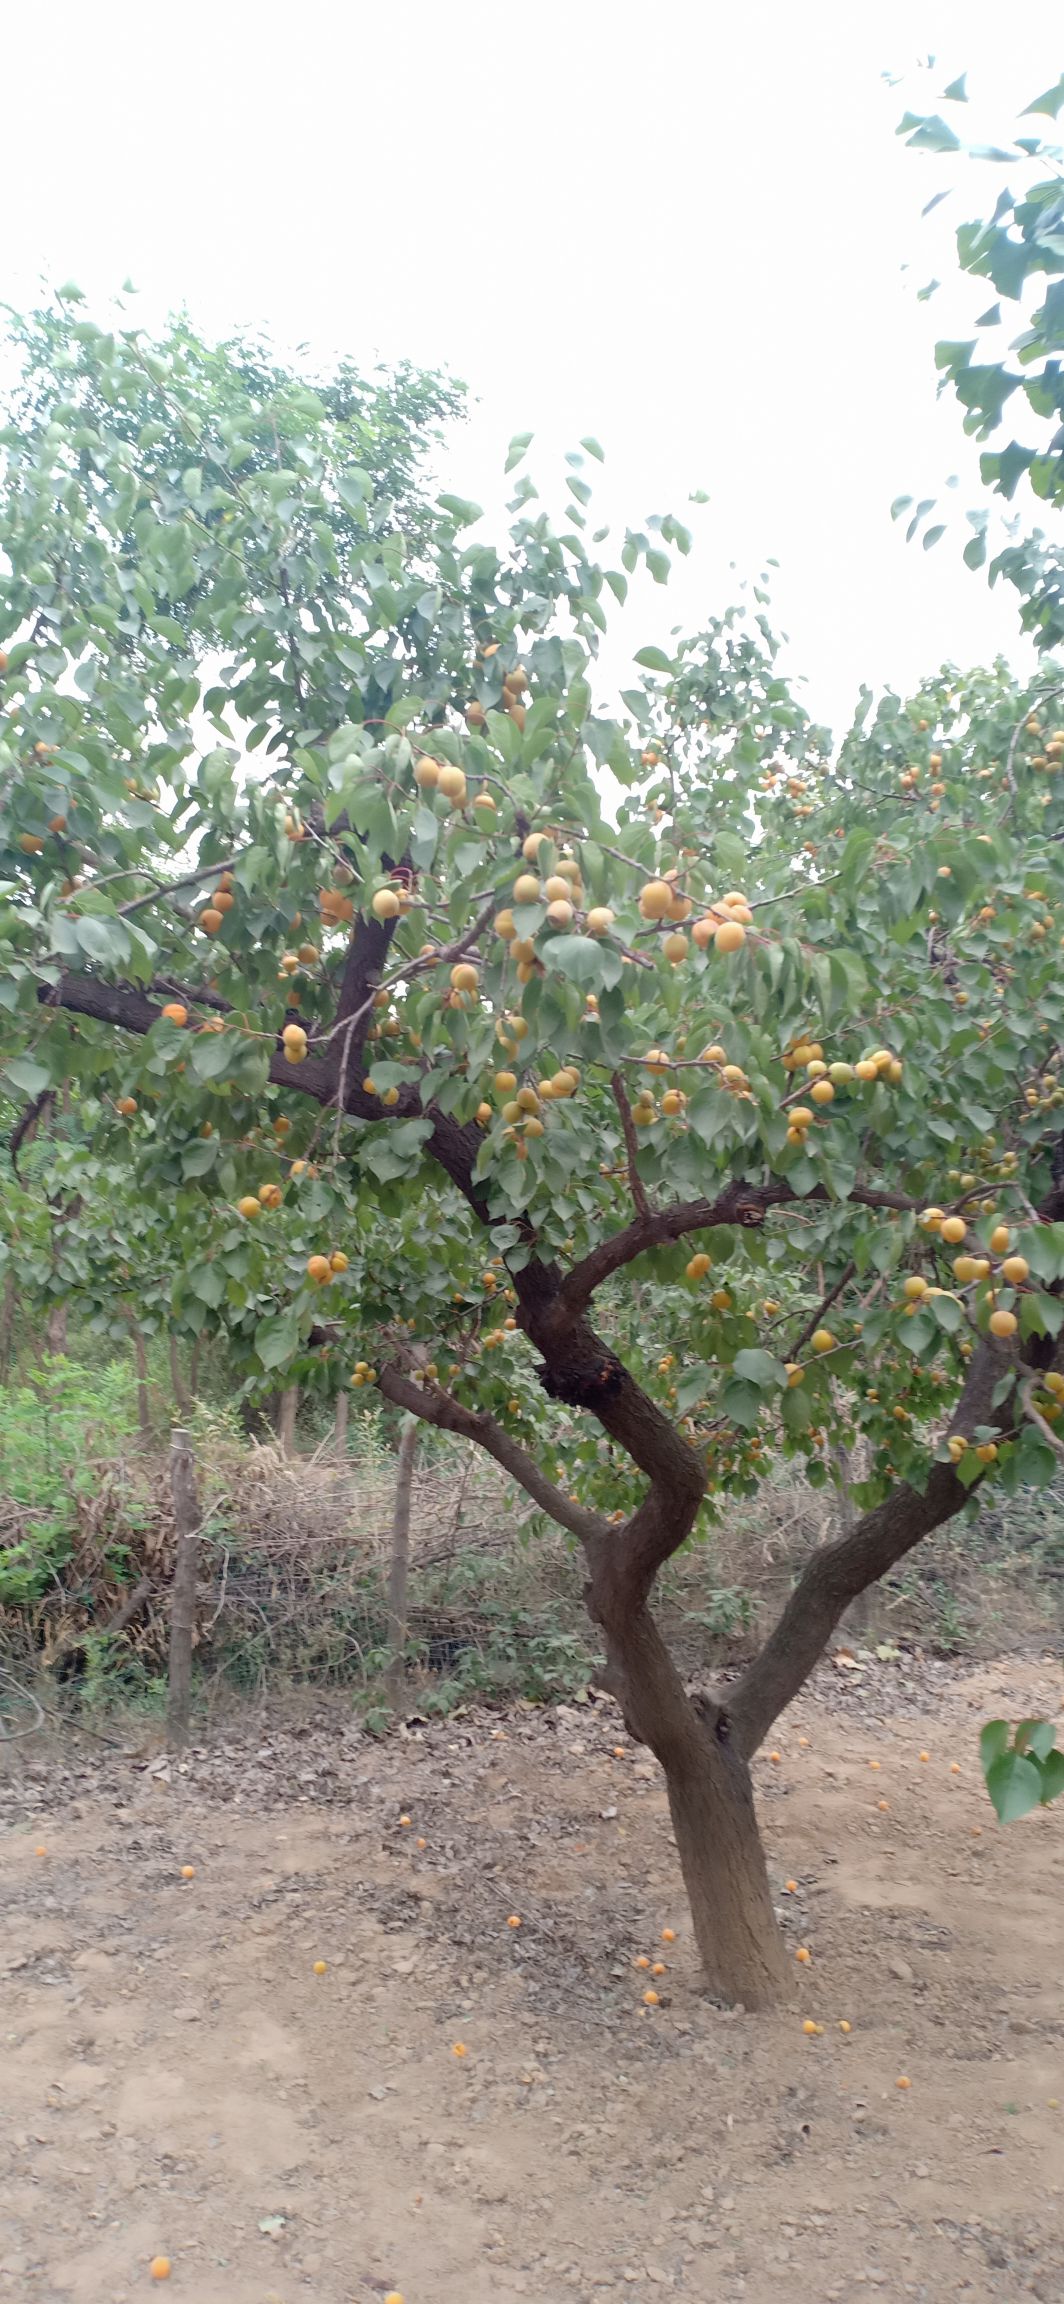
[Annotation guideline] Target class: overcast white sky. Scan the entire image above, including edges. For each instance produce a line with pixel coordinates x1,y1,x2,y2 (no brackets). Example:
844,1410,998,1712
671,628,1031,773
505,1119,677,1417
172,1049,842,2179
2,2,1062,735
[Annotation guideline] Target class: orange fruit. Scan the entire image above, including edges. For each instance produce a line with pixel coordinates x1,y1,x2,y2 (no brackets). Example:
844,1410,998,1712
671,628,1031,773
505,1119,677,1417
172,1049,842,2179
452,2042,467,2057
507,1914,522,1929
802,2019,820,2036
784,1879,798,1894
384,2293,405,2304
642,1989,660,2007
796,1946,811,1964
950,1762,961,1774
661,1928,676,1944
399,1813,412,1827
180,1865,195,1880
199,907,223,934
896,2074,912,2090
115,1096,137,1116
651,1961,666,1977
769,1750,782,1764
149,2261,171,2282
868,1759,880,1769
919,1751,930,1763
838,2020,852,2034
313,1960,328,1975
307,1254,332,1284
160,1002,188,1027
877,1799,890,1812
34,1844,47,1857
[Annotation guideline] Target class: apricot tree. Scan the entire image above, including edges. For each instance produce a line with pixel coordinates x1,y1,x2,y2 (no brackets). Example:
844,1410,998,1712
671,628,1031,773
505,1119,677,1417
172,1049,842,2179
2,300,1063,2004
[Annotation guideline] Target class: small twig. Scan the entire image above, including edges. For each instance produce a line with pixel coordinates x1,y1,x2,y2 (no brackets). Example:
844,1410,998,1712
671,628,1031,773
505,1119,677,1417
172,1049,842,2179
611,1071,651,1222
1019,1376,1064,1463
787,1261,858,1361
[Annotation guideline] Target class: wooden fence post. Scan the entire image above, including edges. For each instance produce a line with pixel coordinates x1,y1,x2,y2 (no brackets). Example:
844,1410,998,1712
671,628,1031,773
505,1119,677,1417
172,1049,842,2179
333,1386,349,1459
278,1383,299,1457
167,1427,200,1750
386,1415,418,1706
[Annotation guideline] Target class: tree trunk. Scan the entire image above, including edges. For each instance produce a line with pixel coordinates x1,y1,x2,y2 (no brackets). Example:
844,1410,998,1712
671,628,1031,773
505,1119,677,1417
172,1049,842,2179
278,1383,299,1457
189,1337,202,1398
333,1387,349,1458
592,1587,791,2009
0,1269,17,1381
169,1331,192,1418
664,1718,791,2009
167,1427,200,1750
45,1299,68,1355
128,1318,151,1442
386,1415,418,1706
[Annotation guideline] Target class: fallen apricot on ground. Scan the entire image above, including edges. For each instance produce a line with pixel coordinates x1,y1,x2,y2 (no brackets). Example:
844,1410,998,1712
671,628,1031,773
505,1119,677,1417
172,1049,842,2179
149,2261,171,2282
313,1960,327,1975
180,1865,195,1880
661,1927,676,1943
796,1946,811,1964
643,1989,660,2006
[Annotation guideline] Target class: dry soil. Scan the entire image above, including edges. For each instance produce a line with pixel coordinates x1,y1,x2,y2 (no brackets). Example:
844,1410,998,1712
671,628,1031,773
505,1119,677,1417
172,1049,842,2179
2,1652,1063,2304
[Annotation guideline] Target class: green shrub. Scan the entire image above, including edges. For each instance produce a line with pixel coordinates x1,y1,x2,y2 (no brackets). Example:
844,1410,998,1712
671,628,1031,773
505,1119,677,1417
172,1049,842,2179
0,1358,140,1607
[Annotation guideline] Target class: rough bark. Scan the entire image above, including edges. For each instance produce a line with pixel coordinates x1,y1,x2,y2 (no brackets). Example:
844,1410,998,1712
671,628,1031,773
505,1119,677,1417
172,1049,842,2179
45,1300,68,1355
278,1383,299,1457
167,1428,199,1750
385,1415,419,1707
333,1386,349,1458
587,1565,790,2008
169,1331,192,1418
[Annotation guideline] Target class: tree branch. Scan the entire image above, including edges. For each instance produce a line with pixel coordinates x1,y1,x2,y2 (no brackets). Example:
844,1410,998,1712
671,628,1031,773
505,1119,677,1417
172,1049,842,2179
726,1337,1012,1758
787,1262,857,1360
611,1071,651,1221
376,1364,611,1547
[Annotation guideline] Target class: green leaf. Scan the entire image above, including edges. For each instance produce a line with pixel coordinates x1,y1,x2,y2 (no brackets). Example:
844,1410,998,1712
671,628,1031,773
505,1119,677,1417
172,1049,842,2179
720,1378,763,1430
3,1055,51,1098
1015,1718,1056,1762
540,934,623,990
437,493,483,527
732,1348,788,1391
979,1718,1011,1771
255,1309,302,1371
580,436,605,462
1039,1749,1064,1804
985,1750,1044,1823
645,549,670,585
633,646,673,673
1023,74,1064,120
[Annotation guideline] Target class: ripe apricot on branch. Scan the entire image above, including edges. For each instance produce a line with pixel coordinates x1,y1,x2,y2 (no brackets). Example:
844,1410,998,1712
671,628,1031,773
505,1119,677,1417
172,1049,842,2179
200,907,224,934
940,1216,967,1245
811,1328,836,1354
237,1195,261,1218
686,1252,712,1281
161,1003,188,1027
988,1307,1017,1338
714,918,746,954
451,962,479,993
372,887,401,920
282,1024,308,1063
307,1254,332,1284
639,879,673,921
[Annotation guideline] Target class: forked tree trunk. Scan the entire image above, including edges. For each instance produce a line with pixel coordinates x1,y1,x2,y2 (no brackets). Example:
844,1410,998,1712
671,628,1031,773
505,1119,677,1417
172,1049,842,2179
594,1595,791,2009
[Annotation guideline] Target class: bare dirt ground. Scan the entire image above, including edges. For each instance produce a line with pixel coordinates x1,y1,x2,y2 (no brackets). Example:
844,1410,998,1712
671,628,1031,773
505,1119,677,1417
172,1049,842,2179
2,1652,1063,2304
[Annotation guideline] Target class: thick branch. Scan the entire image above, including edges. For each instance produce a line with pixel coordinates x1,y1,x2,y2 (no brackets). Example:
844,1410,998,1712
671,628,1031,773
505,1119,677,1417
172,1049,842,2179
556,1180,916,1323
727,1337,1011,1758
377,1364,610,1547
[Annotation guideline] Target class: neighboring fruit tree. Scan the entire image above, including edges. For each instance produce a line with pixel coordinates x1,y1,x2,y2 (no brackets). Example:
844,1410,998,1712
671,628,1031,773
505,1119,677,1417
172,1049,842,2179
1,286,1063,2007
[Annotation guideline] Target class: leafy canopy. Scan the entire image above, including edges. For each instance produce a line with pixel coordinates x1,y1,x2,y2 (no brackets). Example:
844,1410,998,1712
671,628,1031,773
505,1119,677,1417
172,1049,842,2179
0,296,1063,1538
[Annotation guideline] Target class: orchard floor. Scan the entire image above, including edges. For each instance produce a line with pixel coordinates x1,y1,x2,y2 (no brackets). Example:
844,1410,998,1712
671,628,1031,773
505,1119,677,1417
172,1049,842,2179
2,1654,1064,2304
